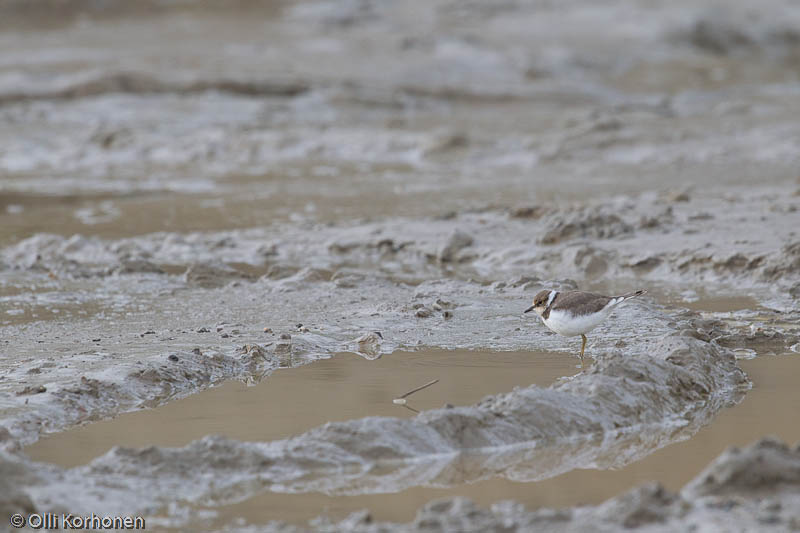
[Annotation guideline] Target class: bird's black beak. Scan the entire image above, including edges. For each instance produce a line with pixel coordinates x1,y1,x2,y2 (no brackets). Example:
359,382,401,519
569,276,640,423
523,305,535,314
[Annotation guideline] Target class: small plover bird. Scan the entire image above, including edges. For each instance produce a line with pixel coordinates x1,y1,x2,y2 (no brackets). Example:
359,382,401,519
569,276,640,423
524,289,646,367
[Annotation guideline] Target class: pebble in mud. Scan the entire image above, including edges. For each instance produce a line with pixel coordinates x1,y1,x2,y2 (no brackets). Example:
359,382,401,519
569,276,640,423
355,332,383,358
15,385,46,395
415,307,433,318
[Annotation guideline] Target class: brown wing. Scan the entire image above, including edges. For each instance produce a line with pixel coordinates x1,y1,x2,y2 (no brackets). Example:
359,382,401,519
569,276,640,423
550,291,611,316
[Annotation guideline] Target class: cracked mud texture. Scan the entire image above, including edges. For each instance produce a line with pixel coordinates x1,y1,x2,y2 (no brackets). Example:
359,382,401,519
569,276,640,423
2,0,800,530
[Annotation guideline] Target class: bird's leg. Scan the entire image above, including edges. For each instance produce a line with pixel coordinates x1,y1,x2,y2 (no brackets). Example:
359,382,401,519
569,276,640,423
580,334,587,368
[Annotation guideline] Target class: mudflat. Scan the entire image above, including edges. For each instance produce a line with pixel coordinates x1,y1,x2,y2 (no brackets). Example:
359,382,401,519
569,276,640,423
2,1,800,530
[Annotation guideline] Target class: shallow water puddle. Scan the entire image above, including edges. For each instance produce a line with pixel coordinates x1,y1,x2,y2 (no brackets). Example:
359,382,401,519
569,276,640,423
24,351,800,528
680,295,762,313
189,352,800,528
27,349,581,467
660,290,761,313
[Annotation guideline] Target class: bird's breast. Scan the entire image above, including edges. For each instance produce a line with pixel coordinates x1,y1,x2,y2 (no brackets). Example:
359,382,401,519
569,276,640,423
543,309,609,336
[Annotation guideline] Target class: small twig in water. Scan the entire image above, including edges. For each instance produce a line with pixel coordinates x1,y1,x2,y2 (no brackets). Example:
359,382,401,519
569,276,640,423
392,378,439,405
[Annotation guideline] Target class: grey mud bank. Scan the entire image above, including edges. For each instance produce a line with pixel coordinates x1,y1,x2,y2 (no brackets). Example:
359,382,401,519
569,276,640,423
234,438,800,532
2,0,800,531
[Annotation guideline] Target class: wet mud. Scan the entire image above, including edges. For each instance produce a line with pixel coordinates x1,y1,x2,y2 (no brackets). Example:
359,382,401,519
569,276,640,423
23,350,800,529
2,0,800,530
291,438,800,533
27,349,583,468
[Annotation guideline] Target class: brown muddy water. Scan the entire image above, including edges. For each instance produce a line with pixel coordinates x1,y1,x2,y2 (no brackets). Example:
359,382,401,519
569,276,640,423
26,350,800,528
28,349,582,467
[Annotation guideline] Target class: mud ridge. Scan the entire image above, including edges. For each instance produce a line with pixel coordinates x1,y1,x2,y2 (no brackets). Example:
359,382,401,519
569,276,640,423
248,438,800,532
16,330,747,522
4,193,800,297
0,72,311,106
2,345,277,452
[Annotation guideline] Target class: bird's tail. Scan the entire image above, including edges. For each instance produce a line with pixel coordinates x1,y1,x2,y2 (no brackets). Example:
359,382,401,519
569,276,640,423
617,289,647,301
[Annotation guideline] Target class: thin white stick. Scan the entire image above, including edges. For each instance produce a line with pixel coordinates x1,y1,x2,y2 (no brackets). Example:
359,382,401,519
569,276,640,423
395,378,439,400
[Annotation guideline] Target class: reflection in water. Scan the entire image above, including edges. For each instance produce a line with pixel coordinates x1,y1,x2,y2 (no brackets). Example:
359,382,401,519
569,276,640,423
28,350,580,467
392,378,440,413
205,347,795,529
25,337,748,529
258,388,742,497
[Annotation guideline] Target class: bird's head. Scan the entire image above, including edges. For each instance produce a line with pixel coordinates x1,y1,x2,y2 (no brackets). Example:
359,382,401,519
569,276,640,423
524,289,552,317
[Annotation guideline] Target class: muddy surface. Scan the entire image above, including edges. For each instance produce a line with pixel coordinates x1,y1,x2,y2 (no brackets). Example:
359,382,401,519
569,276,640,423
2,0,800,531
27,349,583,467
23,350,800,529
